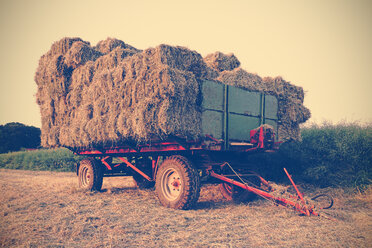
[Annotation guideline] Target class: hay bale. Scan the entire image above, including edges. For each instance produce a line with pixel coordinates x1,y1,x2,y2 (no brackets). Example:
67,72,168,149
94,37,141,54
155,45,218,79
35,37,310,148
204,52,240,72
64,41,102,69
36,39,204,147
216,68,263,90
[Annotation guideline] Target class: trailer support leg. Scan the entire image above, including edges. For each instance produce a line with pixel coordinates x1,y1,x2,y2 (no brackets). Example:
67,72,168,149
284,168,309,215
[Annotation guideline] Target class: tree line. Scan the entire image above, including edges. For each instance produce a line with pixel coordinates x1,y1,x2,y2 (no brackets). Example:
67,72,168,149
0,122,40,153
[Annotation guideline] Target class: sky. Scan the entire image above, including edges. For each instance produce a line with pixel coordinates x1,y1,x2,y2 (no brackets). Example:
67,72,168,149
0,0,371,128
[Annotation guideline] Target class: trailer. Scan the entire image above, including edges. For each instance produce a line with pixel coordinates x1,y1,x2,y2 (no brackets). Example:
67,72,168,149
71,80,332,215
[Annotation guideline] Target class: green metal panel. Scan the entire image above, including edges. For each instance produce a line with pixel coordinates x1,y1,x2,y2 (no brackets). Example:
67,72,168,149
224,84,229,150
201,81,225,141
201,110,223,139
200,80,279,147
265,95,278,120
202,80,224,111
228,114,260,141
228,87,261,116
260,93,264,125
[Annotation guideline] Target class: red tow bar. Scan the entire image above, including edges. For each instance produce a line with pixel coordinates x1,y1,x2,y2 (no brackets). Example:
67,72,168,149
210,167,320,216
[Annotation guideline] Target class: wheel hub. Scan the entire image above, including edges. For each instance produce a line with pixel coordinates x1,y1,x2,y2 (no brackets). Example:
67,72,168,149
81,166,91,187
161,168,182,201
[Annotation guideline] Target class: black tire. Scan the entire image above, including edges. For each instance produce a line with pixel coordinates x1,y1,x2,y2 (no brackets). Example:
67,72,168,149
220,182,257,203
78,158,103,191
132,158,155,189
155,155,200,210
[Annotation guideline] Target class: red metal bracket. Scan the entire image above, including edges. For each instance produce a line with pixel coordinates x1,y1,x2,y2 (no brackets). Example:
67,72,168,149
284,169,307,205
118,157,153,181
152,156,161,179
101,156,112,170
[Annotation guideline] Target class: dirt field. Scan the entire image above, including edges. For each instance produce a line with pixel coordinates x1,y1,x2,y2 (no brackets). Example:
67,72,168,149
0,169,371,248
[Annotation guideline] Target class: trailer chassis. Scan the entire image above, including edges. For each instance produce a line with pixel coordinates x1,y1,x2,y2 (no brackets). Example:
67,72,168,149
72,128,332,215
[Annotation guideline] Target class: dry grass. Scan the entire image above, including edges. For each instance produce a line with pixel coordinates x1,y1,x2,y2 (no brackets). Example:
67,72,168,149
0,169,370,248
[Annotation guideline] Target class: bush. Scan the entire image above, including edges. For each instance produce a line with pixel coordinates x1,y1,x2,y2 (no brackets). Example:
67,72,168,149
260,122,372,189
0,148,83,172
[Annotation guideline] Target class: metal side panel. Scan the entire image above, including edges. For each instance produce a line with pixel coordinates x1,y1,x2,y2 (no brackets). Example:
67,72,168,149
201,80,226,141
201,80,280,146
201,110,224,139
228,87,261,116
228,114,261,141
201,80,224,111
265,94,278,120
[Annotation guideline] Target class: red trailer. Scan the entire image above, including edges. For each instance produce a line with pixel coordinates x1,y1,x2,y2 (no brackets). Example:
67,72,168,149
71,81,332,215
71,125,332,216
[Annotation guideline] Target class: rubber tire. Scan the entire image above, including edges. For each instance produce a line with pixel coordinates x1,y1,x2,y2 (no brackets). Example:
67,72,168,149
132,158,155,189
78,158,103,191
155,155,200,210
220,183,257,203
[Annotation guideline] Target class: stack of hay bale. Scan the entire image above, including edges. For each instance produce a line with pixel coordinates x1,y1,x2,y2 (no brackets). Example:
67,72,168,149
35,37,310,148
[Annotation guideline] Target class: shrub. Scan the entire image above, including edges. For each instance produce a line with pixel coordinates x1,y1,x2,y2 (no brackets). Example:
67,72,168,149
266,122,372,189
0,148,83,172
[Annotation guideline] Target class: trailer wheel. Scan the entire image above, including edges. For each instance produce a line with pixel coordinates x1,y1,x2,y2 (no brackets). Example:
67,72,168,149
155,155,200,210
132,158,154,189
220,183,257,203
78,158,103,191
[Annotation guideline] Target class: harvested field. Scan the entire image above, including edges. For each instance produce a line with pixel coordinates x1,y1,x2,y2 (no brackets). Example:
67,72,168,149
1,169,371,247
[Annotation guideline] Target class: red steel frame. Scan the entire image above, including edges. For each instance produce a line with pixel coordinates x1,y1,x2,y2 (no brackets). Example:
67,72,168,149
76,141,191,156
74,127,281,157
73,127,320,216
118,157,152,181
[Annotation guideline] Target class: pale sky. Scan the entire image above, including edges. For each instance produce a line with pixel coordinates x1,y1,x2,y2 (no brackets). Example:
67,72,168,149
0,0,371,128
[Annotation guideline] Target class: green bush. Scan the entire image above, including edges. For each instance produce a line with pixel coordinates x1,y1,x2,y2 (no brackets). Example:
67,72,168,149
261,122,372,189
0,148,83,172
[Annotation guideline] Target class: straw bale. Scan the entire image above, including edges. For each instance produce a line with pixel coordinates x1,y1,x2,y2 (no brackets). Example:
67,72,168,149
204,52,240,72
262,76,305,103
36,39,204,147
155,45,218,79
216,68,263,90
94,37,140,54
49,37,88,56
35,37,310,148
64,41,102,69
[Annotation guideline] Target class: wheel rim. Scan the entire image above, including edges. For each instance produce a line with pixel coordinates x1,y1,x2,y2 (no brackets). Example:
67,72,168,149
161,168,182,201
81,166,91,187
